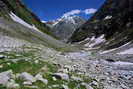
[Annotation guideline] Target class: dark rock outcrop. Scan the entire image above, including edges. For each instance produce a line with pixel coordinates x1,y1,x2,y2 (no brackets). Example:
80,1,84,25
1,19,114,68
69,0,133,50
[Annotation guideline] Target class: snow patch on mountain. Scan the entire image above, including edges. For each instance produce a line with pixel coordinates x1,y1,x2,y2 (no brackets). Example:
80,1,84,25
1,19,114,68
100,48,118,54
53,19,62,26
85,34,106,47
9,12,40,32
117,48,133,55
104,15,112,20
113,61,133,65
41,20,47,23
100,42,131,54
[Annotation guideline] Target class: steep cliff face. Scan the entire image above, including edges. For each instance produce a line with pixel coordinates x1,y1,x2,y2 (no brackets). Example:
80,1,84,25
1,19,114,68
69,0,133,51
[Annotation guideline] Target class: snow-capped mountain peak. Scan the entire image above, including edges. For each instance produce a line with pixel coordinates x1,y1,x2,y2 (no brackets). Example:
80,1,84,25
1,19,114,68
52,15,86,26
61,15,77,24
46,15,86,42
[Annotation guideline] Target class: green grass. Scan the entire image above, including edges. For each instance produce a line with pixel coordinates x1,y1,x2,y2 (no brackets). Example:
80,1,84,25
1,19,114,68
0,49,102,89
0,50,58,74
0,85,7,89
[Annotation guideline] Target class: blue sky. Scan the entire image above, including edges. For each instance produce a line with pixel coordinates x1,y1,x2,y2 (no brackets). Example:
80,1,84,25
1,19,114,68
22,0,105,21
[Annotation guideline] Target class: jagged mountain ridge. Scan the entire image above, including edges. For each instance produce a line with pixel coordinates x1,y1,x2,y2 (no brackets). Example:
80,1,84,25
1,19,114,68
69,0,133,53
47,15,86,42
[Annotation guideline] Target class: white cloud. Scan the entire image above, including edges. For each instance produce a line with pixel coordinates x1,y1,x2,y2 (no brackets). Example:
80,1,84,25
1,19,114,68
62,8,97,18
62,9,81,17
84,8,97,15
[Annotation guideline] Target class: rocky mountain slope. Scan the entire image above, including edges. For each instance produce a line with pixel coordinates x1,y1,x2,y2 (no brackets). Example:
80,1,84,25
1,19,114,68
69,0,133,54
0,0,53,35
47,16,86,42
0,0,73,51
0,0,133,89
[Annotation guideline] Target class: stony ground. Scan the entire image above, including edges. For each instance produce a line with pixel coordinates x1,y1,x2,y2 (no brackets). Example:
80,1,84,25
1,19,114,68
0,44,133,89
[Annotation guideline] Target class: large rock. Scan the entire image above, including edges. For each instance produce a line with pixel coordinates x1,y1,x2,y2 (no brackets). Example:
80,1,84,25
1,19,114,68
35,74,48,85
52,73,69,80
19,72,48,85
62,84,69,89
0,70,19,88
0,54,5,59
71,76,83,81
18,72,36,82
81,83,94,89
0,70,13,85
6,79,19,88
